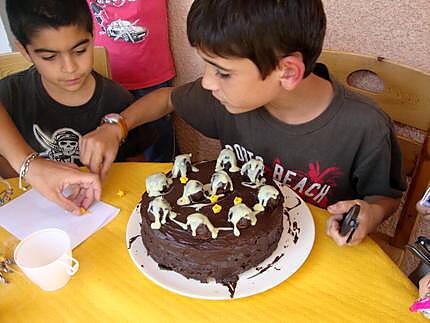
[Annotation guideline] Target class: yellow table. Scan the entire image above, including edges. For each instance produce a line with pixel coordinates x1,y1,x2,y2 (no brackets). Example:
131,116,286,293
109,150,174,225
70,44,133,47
0,163,425,322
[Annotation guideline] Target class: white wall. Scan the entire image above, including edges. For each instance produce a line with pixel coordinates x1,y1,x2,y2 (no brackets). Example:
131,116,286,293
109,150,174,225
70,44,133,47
0,18,11,53
0,0,12,53
168,0,430,87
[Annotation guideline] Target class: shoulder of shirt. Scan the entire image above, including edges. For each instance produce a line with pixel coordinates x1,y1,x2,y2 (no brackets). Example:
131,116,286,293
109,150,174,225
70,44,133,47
314,63,392,128
335,79,393,128
0,66,37,86
173,78,220,102
172,78,214,106
93,71,133,102
172,78,202,93
0,66,38,106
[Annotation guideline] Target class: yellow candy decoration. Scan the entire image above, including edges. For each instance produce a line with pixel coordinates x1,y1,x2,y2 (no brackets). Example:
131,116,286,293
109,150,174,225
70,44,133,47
180,176,189,184
209,195,219,203
212,204,222,214
234,197,243,205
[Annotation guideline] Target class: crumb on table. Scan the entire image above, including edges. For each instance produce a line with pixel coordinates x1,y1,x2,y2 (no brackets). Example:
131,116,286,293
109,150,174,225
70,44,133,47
116,190,127,198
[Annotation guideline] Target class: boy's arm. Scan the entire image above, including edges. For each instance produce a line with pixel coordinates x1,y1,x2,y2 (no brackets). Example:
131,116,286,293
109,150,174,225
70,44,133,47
80,87,174,178
324,112,405,246
0,103,33,172
0,103,101,214
326,195,400,246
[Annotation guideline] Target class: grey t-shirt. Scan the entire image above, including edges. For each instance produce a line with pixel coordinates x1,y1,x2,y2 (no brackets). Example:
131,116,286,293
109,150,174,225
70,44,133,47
171,66,406,208
0,66,137,163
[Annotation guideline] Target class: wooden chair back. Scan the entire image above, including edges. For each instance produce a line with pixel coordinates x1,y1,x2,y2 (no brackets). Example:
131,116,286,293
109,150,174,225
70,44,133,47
318,49,430,247
0,46,111,79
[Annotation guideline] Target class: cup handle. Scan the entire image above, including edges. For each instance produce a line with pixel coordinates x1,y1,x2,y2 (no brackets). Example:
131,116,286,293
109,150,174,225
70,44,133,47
59,255,79,276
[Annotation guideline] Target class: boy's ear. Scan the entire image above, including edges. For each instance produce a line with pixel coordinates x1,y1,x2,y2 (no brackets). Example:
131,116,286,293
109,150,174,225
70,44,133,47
278,53,305,90
14,40,33,63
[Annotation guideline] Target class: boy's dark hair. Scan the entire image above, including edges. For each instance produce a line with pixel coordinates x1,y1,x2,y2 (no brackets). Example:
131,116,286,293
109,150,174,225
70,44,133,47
6,0,93,47
187,0,326,79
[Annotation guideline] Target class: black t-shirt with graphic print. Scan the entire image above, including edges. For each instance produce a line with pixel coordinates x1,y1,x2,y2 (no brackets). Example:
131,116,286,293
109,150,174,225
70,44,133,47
0,66,136,164
171,64,406,208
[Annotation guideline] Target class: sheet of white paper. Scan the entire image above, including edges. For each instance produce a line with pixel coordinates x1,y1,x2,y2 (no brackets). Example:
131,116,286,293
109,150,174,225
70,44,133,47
0,189,119,248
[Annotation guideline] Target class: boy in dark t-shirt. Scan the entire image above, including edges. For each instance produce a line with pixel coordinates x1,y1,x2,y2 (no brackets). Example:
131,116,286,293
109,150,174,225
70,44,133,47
0,104,101,214
0,0,137,178
81,0,406,246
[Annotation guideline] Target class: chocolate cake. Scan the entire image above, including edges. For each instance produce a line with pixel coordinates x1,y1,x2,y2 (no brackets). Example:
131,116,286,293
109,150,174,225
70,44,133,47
139,150,284,291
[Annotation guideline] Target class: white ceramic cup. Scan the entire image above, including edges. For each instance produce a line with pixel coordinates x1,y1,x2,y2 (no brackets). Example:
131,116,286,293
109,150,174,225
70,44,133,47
14,228,79,291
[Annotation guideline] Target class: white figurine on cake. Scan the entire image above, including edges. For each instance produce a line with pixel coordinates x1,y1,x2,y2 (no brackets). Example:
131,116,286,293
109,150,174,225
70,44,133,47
177,180,205,205
186,213,219,239
209,170,234,196
171,154,199,178
241,159,266,187
145,173,173,197
148,197,177,229
254,185,280,211
228,203,259,236
215,148,240,173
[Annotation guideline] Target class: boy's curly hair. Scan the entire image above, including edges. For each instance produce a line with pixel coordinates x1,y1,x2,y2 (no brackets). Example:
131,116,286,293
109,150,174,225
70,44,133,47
187,0,326,79
6,0,93,47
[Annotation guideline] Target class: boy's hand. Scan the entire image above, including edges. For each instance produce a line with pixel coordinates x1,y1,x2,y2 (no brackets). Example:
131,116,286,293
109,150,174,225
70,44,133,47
419,273,430,299
80,124,122,179
326,199,381,246
26,159,101,215
417,201,430,221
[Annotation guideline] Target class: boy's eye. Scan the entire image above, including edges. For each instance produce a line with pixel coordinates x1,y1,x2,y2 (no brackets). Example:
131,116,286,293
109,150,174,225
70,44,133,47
216,70,231,79
75,48,87,55
41,55,56,61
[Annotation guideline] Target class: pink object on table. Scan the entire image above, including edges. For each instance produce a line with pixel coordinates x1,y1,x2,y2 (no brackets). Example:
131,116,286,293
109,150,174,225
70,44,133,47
410,297,430,318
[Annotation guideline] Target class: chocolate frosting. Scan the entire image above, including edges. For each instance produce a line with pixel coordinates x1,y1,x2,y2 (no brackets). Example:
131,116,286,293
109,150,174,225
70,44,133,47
140,160,284,285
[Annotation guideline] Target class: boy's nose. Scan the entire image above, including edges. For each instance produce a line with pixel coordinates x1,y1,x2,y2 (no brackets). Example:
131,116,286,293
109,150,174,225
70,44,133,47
61,55,78,74
201,68,218,91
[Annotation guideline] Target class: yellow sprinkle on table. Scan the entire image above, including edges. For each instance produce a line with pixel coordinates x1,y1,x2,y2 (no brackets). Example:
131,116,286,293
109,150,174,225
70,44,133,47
80,207,88,215
209,195,219,203
234,197,243,205
180,176,189,184
116,190,126,198
212,204,222,214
